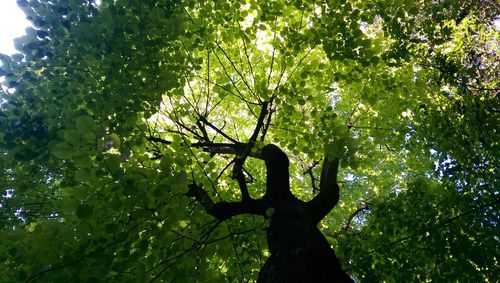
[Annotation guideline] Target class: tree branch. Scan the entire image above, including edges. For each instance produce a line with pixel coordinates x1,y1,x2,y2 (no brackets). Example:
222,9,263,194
233,162,251,201
238,102,269,162
260,102,274,142
199,116,239,143
152,109,272,213
186,184,267,220
304,160,320,193
342,202,370,230
307,156,341,223
215,40,256,98
231,102,269,200
147,136,237,153
146,136,270,161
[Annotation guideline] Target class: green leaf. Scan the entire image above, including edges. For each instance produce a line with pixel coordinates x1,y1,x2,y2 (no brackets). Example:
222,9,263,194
159,155,173,170
266,207,275,217
81,132,97,144
109,197,122,210
52,142,73,159
73,153,92,168
109,133,121,148
76,204,93,220
105,224,117,234
104,154,121,174
75,115,98,134
64,129,80,147
75,168,91,182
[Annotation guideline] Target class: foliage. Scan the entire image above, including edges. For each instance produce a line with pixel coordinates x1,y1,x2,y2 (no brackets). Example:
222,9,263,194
0,0,498,282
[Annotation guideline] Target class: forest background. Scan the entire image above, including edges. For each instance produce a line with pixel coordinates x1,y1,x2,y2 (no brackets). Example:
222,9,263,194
0,0,498,282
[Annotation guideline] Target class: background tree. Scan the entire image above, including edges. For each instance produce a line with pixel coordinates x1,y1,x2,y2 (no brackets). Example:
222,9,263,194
0,0,498,282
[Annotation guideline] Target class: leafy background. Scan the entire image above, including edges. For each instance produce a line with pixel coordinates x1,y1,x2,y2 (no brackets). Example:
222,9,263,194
0,0,498,282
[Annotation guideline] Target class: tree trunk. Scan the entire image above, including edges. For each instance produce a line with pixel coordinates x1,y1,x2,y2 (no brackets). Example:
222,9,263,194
257,199,354,283
188,144,354,282
256,145,353,282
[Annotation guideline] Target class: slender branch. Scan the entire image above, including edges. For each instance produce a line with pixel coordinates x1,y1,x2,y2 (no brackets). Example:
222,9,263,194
266,31,277,89
215,41,256,98
146,136,235,150
250,102,269,144
146,136,173,144
166,104,205,140
199,116,239,143
260,103,274,142
237,21,255,84
147,136,251,158
350,125,395,131
195,119,210,142
230,102,269,200
148,241,199,282
203,228,256,244
342,202,370,230
182,7,195,24
211,48,255,107
186,74,257,105
205,48,211,115
271,63,287,98
304,160,320,193
226,220,245,279
184,80,203,116
273,48,313,97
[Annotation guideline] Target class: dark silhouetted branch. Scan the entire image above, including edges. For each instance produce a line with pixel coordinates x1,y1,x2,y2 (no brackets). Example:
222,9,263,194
233,162,251,201
186,184,267,221
199,116,239,144
342,202,370,230
307,156,341,223
304,160,320,192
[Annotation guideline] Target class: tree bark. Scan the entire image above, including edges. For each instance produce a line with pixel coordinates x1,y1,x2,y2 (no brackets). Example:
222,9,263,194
188,144,353,282
257,144,353,283
257,201,354,283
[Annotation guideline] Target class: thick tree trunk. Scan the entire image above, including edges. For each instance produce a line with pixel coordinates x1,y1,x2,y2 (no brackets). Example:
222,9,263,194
257,145,353,283
188,144,354,282
257,200,354,283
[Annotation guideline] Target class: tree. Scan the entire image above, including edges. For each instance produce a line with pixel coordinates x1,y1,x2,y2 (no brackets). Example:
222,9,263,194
0,0,498,282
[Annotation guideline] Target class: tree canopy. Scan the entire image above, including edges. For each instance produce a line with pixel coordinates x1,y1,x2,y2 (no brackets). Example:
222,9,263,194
0,0,498,282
